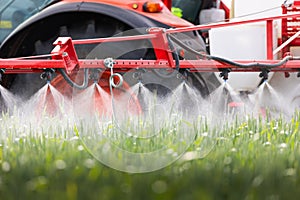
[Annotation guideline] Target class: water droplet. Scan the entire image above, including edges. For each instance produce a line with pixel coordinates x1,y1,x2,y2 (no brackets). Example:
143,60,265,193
279,143,287,149
152,180,167,194
84,159,95,169
2,161,10,172
55,160,67,170
77,145,84,151
252,175,264,187
284,168,296,176
263,141,272,146
224,157,232,165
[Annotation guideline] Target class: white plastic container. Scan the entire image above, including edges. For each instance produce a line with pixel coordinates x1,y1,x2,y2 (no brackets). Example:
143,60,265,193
199,8,225,24
209,23,277,91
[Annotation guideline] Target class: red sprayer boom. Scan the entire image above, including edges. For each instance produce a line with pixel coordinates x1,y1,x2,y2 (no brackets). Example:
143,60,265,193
1,12,300,82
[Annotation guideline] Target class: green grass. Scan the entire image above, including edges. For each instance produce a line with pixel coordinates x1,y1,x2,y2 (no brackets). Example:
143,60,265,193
1,112,300,200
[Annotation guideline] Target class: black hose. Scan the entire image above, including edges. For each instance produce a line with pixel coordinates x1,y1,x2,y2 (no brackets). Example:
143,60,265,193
209,55,291,68
58,68,89,90
168,34,293,69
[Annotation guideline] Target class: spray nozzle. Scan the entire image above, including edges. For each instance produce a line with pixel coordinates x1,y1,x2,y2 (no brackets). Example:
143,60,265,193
259,69,270,82
40,68,55,82
297,70,300,78
219,68,231,81
133,69,146,83
0,69,5,82
177,68,189,82
90,69,102,83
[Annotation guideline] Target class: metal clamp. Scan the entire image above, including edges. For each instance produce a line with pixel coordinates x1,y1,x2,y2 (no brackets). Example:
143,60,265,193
104,58,115,69
104,58,123,88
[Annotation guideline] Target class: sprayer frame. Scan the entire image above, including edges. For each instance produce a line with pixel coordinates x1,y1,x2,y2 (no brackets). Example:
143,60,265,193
1,13,300,79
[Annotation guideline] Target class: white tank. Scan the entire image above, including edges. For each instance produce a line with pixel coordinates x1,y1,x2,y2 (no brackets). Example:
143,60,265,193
207,0,282,92
209,23,277,91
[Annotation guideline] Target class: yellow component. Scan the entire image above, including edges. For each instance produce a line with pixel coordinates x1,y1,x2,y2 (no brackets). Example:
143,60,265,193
171,7,183,18
0,20,12,29
132,3,139,9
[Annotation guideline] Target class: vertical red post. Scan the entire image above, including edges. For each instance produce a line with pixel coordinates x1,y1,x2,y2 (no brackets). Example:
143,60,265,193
281,4,288,56
148,28,175,68
266,20,274,60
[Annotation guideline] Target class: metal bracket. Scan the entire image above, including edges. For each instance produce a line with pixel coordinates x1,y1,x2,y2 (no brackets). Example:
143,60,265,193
104,58,115,69
40,68,55,82
51,37,79,74
259,69,270,82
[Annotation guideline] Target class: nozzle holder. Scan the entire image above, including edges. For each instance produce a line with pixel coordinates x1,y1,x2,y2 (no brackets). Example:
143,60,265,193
90,69,102,83
219,68,231,81
178,68,189,82
103,58,115,69
40,68,55,82
132,69,146,83
259,69,270,82
297,70,300,78
0,69,5,82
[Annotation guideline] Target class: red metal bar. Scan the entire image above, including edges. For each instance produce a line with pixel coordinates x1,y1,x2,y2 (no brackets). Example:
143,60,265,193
266,20,274,60
80,59,300,72
1,58,300,74
0,59,65,69
219,1,230,20
1,12,300,76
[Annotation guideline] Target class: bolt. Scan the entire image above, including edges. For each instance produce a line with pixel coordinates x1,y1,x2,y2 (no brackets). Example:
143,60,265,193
104,58,114,68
